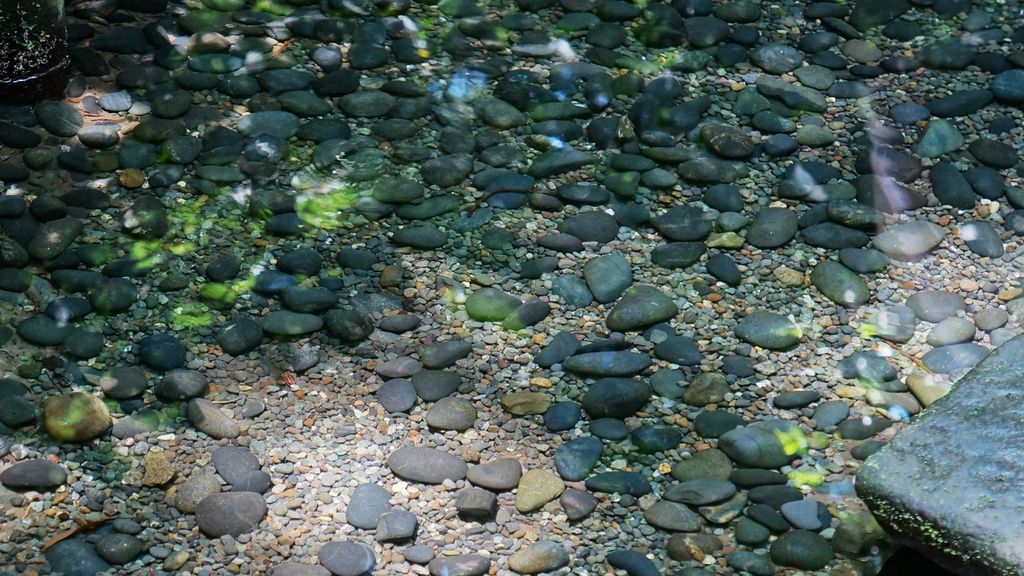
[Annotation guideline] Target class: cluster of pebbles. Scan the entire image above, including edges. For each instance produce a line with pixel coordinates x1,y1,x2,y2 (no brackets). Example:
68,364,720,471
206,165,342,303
1,0,1023,574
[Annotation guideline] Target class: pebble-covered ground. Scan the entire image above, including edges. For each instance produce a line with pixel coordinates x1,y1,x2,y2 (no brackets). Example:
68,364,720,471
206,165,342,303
1,0,1024,575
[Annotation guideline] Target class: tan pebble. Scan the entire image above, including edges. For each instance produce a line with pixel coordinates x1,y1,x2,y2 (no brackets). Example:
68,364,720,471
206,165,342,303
501,391,551,415
705,232,744,249
959,279,979,292
142,450,175,486
460,446,481,463
835,386,864,399
773,266,804,286
530,377,552,388
906,369,950,407
998,287,1023,301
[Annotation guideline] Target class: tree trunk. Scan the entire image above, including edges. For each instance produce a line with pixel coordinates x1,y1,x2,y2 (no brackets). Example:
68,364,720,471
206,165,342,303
0,0,70,105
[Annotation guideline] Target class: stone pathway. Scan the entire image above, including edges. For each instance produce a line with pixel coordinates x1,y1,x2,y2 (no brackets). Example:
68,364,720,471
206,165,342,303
0,0,1023,575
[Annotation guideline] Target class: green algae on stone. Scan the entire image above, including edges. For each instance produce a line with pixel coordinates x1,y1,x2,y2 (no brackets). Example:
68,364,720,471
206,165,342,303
171,302,214,330
465,287,522,322
44,391,111,443
199,282,237,310
719,420,805,469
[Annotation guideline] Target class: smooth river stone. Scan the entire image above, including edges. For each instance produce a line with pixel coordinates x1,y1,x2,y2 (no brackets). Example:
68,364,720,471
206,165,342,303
734,312,801,349
319,542,375,576
581,378,651,418
605,285,679,332
719,420,803,469
0,459,67,490
195,492,267,537
508,542,570,574
387,446,467,484
810,261,870,307
44,392,111,442
563,351,651,376
873,221,945,260
857,335,1024,575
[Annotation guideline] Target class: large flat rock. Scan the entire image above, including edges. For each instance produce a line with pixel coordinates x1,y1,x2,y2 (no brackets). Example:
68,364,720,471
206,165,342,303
856,334,1023,575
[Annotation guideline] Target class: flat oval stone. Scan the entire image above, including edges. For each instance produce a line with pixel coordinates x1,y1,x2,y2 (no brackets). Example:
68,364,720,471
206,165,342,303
563,351,651,376
671,449,734,481
425,397,477,431
376,379,417,413
392,225,446,249
318,542,376,576
428,555,490,576
665,479,737,505
605,549,659,576
719,421,801,468
585,471,652,496
582,378,651,418
735,312,801,349
557,210,619,243
873,221,945,260
195,492,267,537
467,458,522,491
375,510,417,542
411,370,460,402
346,484,392,529
501,391,551,416
0,459,67,490
465,287,522,322
630,426,683,453
644,500,702,532
554,436,603,481
906,290,966,322
508,542,570,574
922,343,990,374
156,369,207,401
769,530,834,570
606,285,679,332
212,446,260,486
45,538,111,575
747,207,798,248
172,473,221,514
421,339,472,369
387,446,467,484
36,101,83,137
187,398,239,439
516,468,566,512
810,261,870,307
272,562,332,576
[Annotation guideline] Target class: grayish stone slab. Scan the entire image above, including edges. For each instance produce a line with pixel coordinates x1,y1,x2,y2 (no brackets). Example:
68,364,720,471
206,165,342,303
856,334,1024,575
